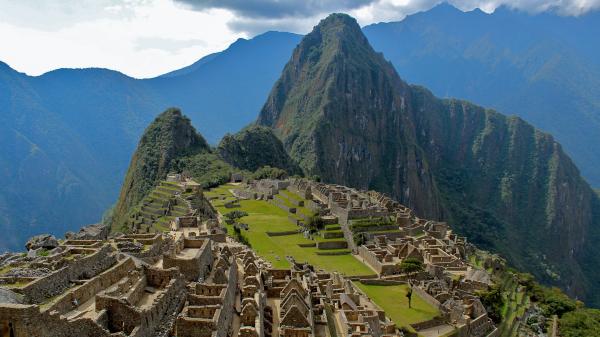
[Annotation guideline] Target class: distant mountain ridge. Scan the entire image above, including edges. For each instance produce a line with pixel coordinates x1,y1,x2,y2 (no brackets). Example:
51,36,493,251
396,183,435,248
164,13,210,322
363,3,600,186
2,4,600,253
0,31,300,251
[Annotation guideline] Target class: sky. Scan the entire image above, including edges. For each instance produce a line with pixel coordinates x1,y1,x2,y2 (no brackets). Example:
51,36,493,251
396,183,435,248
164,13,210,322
1,0,599,79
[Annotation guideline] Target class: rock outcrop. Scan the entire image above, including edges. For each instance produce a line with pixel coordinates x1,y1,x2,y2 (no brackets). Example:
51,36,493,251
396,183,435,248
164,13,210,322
0,288,23,304
65,223,109,240
25,234,59,251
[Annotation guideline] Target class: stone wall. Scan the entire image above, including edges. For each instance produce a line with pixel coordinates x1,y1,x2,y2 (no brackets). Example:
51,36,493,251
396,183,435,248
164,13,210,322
316,241,348,250
266,230,299,237
270,198,296,214
358,245,383,274
47,258,136,314
0,304,112,337
409,317,445,331
455,314,497,337
176,257,237,337
194,233,227,243
95,269,186,337
321,231,344,239
21,245,117,304
358,279,406,286
412,284,442,309
364,231,405,241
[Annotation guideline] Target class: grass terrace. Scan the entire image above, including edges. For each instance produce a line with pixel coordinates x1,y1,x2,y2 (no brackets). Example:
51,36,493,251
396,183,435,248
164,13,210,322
207,184,374,276
496,274,530,336
353,282,440,332
350,216,395,232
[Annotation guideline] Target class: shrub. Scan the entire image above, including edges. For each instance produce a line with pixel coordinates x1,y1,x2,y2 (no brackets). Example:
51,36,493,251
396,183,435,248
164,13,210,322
37,249,50,257
477,285,504,323
560,308,600,337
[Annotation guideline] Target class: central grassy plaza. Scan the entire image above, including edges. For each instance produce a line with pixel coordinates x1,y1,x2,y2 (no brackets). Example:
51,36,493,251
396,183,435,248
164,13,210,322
205,184,374,276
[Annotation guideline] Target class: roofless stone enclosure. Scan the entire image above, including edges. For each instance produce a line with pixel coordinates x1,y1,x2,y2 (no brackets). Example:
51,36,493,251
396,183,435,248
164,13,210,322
163,237,213,282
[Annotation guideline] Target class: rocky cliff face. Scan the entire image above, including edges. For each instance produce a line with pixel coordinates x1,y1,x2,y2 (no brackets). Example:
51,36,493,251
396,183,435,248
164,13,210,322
113,108,208,226
410,87,598,299
258,13,600,304
258,14,443,218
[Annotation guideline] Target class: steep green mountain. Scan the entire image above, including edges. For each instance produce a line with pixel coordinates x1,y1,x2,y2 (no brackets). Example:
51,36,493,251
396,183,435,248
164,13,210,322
113,108,209,226
217,125,301,174
258,14,443,218
257,13,600,305
113,109,300,229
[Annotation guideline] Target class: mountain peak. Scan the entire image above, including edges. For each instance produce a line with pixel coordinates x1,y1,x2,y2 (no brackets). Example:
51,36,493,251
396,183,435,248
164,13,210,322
257,13,393,129
311,13,366,45
317,13,361,29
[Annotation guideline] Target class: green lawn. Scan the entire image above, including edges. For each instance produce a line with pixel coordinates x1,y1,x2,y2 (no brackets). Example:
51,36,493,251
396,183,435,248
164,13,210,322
207,184,374,276
353,282,440,330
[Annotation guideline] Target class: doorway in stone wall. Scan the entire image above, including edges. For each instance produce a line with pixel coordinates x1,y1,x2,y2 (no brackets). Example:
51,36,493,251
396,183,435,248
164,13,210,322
1,321,14,337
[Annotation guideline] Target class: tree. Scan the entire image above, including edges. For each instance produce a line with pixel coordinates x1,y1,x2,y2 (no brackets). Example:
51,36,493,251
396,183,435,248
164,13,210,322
477,285,504,323
399,258,424,278
306,214,324,233
224,210,248,223
353,233,366,246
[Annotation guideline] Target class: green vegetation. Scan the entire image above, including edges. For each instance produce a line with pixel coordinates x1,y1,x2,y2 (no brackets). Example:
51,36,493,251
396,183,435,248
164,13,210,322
471,248,596,336
251,166,289,180
0,265,13,275
37,249,50,257
217,125,301,174
224,210,249,222
206,184,372,276
560,308,600,337
518,273,580,317
349,217,394,232
477,285,504,323
353,282,439,331
398,258,424,278
175,152,235,189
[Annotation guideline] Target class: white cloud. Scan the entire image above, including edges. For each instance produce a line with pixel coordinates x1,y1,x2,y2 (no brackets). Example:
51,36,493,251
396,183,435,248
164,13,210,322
0,0,245,78
0,0,598,78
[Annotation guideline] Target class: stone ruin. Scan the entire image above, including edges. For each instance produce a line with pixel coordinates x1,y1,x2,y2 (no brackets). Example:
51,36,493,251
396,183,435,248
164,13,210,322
1,177,501,337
